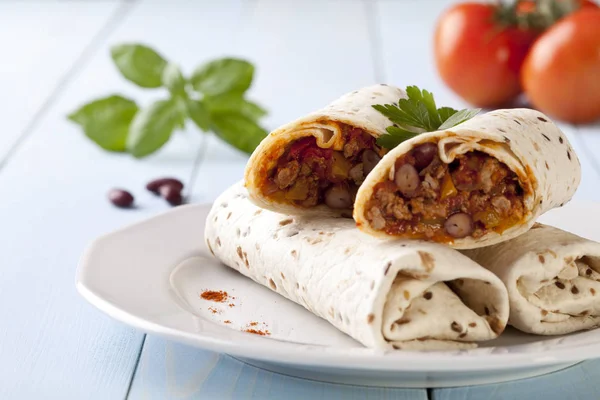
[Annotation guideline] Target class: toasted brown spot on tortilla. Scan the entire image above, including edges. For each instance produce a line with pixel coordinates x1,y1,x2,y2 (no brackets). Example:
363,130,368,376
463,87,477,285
417,336,429,341
243,252,249,267
580,310,590,316
280,272,286,280
290,249,297,258
548,250,557,258
345,247,351,255
539,255,545,264
503,136,511,143
395,317,411,325
459,333,467,338
370,280,375,290
215,237,221,247
567,150,572,160
418,309,427,315
279,218,294,226
450,322,463,333
296,283,300,289
559,136,564,144
488,317,504,335
541,309,548,316
514,119,521,125
367,314,375,324
236,246,243,260
206,240,214,256
403,290,410,300
586,268,593,276
418,251,435,272
545,161,550,170
564,256,574,264
485,281,491,285
269,279,277,290
484,306,490,316
221,202,228,208
423,291,433,300
542,133,551,141
555,281,565,289
253,209,262,216
469,322,477,328
384,262,392,275
392,344,401,350
533,141,541,151
498,128,506,133
538,117,548,122
304,237,322,245
328,307,334,318
591,288,596,295
236,228,241,237
571,286,579,294
532,223,543,229
255,243,260,250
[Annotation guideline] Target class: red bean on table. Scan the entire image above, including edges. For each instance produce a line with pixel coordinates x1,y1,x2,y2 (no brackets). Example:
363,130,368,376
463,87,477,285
159,185,184,206
108,189,134,208
146,178,184,195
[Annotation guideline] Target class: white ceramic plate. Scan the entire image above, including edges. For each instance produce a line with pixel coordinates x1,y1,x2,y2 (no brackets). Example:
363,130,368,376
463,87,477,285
77,202,600,388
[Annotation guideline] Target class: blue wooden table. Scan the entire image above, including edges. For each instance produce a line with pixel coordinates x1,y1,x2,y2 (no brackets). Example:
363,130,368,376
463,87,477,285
1,1,599,398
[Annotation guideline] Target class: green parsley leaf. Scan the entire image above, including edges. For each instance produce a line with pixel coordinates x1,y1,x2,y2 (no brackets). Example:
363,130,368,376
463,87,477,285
111,44,168,88
68,95,138,152
211,111,268,154
127,98,185,158
190,58,254,96
438,108,482,130
372,86,480,149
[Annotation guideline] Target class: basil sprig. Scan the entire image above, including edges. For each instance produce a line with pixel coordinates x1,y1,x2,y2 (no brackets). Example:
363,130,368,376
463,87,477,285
68,43,268,157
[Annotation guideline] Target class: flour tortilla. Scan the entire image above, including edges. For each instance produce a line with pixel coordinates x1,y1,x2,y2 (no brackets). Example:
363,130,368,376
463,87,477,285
462,224,600,335
244,84,406,218
354,108,581,249
205,183,509,350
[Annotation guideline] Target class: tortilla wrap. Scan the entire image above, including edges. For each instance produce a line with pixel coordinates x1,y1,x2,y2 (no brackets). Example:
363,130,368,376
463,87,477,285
462,224,600,335
205,183,509,350
354,108,581,249
244,84,406,218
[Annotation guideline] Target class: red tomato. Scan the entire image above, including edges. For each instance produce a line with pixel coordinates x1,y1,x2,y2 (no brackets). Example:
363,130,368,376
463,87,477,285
521,9,600,123
518,0,599,14
434,3,538,107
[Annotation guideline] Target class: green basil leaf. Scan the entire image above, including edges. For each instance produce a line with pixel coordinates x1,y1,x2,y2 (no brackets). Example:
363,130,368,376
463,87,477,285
186,98,211,131
190,58,254,96
438,108,481,130
204,92,267,120
111,44,168,88
68,95,138,152
162,62,186,95
127,99,184,158
211,111,267,154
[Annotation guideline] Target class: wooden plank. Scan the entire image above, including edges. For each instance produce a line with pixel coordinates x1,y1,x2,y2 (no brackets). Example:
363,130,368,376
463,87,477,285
0,0,250,398
127,338,428,400
431,360,600,400
0,1,126,161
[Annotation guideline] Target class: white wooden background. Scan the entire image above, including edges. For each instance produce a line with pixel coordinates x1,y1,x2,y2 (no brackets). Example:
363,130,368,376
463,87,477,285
1,1,599,399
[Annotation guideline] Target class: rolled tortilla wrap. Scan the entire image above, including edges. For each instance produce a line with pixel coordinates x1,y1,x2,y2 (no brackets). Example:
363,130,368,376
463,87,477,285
205,183,509,350
462,224,600,335
354,108,581,249
244,84,406,218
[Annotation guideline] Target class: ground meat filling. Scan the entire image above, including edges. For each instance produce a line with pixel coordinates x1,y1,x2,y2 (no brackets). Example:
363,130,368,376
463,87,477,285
365,142,525,242
264,126,383,209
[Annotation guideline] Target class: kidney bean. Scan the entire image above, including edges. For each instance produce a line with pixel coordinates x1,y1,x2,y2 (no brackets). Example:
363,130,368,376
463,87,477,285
412,143,438,171
146,177,184,195
108,189,134,208
394,163,420,196
159,185,183,206
362,150,381,175
324,185,352,209
444,213,474,238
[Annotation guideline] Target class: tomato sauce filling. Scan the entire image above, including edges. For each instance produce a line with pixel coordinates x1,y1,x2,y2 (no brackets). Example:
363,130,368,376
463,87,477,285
364,142,526,242
262,126,384,210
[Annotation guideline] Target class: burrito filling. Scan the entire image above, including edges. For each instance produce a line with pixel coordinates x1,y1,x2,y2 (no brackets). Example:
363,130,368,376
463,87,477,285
365,142,526,242
263,126,385,209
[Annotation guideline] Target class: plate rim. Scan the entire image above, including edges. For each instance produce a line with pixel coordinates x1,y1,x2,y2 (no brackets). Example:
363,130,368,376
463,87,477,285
76,201,600,372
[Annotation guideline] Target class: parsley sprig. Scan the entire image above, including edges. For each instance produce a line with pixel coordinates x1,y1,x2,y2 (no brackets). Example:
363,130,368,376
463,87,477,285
373,86,481,149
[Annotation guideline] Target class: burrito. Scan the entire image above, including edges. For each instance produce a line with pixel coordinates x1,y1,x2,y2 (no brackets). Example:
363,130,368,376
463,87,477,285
354,108,581,249
205,183,509,350
463,224,600,335
244,84,405,218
